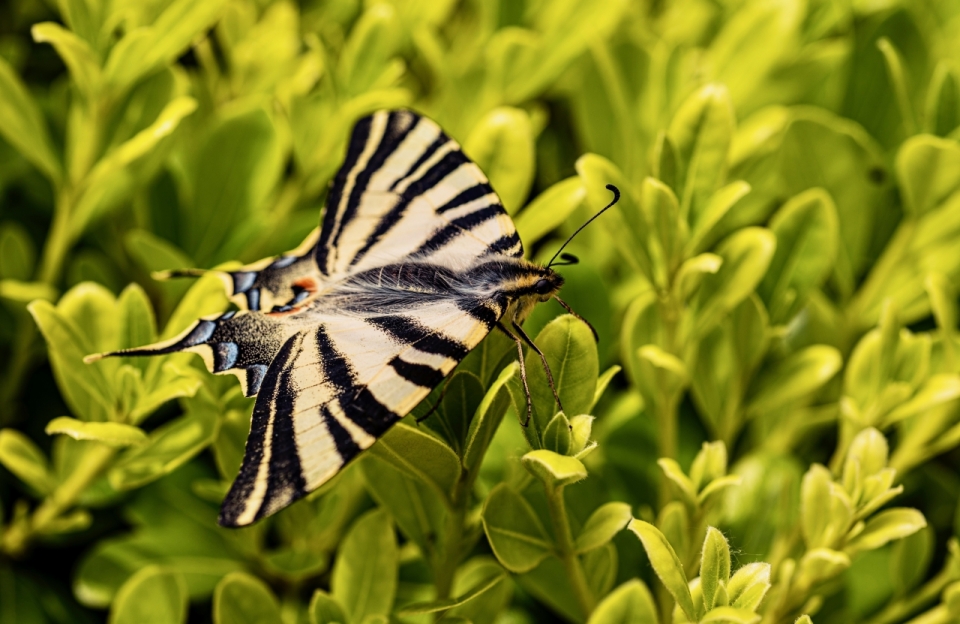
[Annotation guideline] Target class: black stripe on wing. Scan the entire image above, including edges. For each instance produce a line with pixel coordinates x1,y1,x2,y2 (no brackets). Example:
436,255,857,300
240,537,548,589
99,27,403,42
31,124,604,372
315,325,400,438
349,149,469,266
367,315,471,359
316,116,372,275
317,111,419,275
219,333,303,526
412,205,503,256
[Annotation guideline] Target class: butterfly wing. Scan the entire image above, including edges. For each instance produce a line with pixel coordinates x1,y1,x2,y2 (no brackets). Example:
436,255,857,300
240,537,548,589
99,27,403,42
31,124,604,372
315,109,524,277
219,296,500,526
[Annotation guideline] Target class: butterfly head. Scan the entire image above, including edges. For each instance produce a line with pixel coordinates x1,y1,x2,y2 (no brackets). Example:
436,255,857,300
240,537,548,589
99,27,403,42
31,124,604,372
521,266,565,303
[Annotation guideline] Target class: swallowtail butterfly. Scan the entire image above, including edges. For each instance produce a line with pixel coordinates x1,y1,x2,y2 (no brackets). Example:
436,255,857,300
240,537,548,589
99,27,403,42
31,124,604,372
87,110,618,527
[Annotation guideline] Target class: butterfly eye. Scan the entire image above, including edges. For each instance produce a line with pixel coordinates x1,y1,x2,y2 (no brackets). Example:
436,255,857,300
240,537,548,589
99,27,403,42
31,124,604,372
533,279,553,295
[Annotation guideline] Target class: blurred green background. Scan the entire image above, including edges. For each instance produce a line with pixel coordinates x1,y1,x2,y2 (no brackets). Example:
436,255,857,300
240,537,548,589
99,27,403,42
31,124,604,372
3,0,960,622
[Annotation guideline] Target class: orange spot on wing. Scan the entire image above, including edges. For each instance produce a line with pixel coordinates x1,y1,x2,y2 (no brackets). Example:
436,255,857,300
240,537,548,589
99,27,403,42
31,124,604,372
293,277,318,293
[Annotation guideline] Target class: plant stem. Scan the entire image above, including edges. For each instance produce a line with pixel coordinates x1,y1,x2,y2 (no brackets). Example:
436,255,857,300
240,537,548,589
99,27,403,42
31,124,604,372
544,483,594,618
434,503,465,601
38,190,74,286
863,567,956,624
1,443,116,557
0,321,36,426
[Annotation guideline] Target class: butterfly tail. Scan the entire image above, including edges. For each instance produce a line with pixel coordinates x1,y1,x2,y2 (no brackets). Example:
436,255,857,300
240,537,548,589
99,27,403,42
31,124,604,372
84,311,290,397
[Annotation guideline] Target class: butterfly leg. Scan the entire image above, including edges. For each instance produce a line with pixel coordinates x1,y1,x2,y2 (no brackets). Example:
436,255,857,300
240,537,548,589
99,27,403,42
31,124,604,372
511,320,565,415
496,322,533,426
553,296,599,342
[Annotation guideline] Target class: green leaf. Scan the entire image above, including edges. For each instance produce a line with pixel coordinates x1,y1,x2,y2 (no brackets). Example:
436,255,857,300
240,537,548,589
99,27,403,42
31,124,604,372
515,177,586,246
701,527,732,611
876,38,917,138
465,107,535,215
399,567,506,615
543,412,572,456
801,464,850,549
360,453,445,558
627,519,696,621
108,401,219,490
845,508,927,554
844,428,889,482
30,298,115,422
700,607,761,624
591,365,621,411
337,3,402,95
726,562,770,611
796,548,850,588
367,422,461,503
640,177,684,286
331,509,397,623
657,458,697,507
693,227,776,336
117,283,156,373
527,315,598,432
309,590,348,624
667,83,735,225
185,107,282,264
794,617,813,624
758,188,839,322
161,273,229,340
0,56,61,183
46,417,146,447
481,483,552,573
686,181,752,256
587,578,658,624
72,97,198,239
108,566,187,624
521,449,587,489
890,525,934,596
585,542,618,599
896,135,960,219
690,441,728,491
746,346,842,415
104,0,228,92
925,62,960,137
431,370,485,455
212,572,281,624
705,0,802,108
576,502,632,553
576,153,652,279
0,429,56,495
0,222,35,281
31,23,102,100
463,362,517,473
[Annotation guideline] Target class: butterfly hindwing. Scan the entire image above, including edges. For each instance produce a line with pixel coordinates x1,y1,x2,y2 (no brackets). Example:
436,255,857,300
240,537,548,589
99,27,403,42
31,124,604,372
91,310,298,397
223,228,322,312
219,297,501,526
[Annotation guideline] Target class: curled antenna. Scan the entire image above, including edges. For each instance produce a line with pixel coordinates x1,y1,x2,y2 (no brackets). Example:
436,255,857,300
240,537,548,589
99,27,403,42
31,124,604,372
546,184,621,268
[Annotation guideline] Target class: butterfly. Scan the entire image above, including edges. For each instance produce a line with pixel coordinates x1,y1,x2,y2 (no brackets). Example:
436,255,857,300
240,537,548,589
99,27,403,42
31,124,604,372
87,109,618,527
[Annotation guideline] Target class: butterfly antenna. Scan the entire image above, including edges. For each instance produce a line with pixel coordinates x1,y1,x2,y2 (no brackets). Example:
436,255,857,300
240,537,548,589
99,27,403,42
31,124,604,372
546,184,621,268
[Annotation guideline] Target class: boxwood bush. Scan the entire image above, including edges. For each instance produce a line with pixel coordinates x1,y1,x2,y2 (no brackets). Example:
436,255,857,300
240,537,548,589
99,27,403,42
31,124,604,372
2,0,960,623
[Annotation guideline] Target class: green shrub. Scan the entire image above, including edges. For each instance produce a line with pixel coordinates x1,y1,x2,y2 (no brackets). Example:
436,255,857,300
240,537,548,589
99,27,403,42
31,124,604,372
2,0,960,623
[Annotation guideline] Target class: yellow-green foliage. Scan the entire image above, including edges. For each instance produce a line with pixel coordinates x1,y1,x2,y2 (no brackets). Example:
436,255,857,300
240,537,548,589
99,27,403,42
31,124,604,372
2,1,960,623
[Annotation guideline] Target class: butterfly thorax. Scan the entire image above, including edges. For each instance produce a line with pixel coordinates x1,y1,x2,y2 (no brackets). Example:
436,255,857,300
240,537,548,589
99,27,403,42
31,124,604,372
294,256,562,324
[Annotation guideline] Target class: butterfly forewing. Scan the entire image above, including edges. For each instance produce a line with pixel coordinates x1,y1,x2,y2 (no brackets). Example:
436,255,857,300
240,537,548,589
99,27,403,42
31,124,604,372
316,110,522,277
